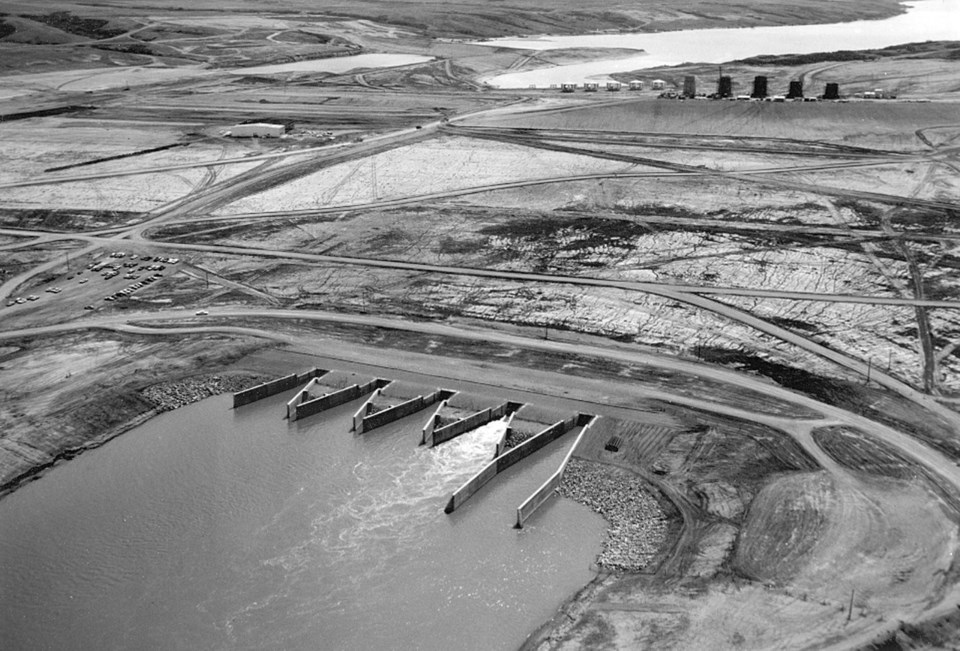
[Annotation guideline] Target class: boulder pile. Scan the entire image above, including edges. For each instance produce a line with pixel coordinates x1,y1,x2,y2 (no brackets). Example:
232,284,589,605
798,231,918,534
141,374,267,412
560,458,670,571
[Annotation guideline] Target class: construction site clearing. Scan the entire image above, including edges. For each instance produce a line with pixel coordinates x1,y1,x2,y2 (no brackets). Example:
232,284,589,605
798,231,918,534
2,3,960,650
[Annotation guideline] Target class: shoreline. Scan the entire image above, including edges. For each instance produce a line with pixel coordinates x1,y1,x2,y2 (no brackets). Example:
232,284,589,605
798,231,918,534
0,371,266,500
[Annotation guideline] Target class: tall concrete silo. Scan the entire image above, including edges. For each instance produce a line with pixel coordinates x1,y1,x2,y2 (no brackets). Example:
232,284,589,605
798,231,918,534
717,76,732,98
751,75,768,99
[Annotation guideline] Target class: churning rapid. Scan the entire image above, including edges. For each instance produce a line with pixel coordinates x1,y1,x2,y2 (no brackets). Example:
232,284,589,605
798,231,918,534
0,389,605,650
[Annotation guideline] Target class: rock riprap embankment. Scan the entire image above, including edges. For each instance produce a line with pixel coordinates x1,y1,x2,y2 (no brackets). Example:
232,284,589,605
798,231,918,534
141,374,267,412
560,458,670,571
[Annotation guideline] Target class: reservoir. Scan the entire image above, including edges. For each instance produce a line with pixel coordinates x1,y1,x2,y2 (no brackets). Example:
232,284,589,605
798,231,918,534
0,387,604,650
481,0,960,87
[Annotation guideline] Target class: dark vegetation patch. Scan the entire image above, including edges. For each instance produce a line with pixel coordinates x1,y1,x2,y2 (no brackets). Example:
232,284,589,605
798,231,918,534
44,143,183,173
0,105,89,122
864,607,960,650
271,30,334,44
812,426,916,478
889,207,960,233
733,41,960,66
764,316,819,332
699,346,960,460
23,12,126,40
0,19,15,40
0,208,143,231
92,42,154,56
663,409,821,480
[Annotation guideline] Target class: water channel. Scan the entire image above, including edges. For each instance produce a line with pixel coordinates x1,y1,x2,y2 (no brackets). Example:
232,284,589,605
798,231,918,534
481,0,960,87
0,388,605,650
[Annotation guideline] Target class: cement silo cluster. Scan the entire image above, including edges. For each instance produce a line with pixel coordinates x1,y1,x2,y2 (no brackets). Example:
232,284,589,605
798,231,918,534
559,72,847,99
664,72,845,100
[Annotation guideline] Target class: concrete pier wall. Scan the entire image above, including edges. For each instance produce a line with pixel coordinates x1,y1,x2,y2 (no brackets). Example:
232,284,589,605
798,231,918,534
352,387,386,432
445,413,592,515
287,377,324,420
497,414,577,473
294,378,389,422
361,389,449,433
495,404,562,458
494,412,517,459
420,399,451,445
430,403,510,447
232,368,326,408
515,415,597,529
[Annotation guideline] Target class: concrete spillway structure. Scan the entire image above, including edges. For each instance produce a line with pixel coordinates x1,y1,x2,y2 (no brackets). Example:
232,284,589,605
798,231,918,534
352,382,455,434
421,393,522,448
495,404,569,458
444,412,593,515
515,415,596,528
286,371,390,422
233,368,326,408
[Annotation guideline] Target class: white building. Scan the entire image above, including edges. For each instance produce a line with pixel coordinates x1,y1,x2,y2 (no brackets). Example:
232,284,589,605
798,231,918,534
228,123,286,138
652,79,666,90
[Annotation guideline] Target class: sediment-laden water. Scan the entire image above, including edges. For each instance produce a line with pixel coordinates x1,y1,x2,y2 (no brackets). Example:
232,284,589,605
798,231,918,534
0,388,604,650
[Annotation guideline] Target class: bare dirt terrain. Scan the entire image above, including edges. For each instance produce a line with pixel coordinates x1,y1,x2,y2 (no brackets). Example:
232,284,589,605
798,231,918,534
2,2,960,650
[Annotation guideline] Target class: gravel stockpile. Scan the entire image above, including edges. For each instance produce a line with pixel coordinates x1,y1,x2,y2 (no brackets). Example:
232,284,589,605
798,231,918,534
141,374,267,412
559,458,670,571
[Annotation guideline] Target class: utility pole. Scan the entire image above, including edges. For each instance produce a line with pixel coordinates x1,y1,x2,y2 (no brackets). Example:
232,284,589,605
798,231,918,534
846,588,855,622
865,358,872,385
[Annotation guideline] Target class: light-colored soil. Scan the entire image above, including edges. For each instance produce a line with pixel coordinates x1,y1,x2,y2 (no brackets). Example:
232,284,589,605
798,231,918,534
0,331,266,494
547,471,957,650
213,136,637,214
470,98,960,151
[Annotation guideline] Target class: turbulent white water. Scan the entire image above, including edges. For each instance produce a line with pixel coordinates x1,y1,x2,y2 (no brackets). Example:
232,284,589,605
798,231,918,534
0,392,603,650
481,0,960,87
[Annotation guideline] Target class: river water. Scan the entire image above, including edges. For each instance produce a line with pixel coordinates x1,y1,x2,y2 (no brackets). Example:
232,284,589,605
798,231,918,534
0,389,604,650
482,0,960,87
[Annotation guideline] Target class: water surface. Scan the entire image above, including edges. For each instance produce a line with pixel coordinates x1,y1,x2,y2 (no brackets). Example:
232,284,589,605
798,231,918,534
0,389,604,650
481,0,960,86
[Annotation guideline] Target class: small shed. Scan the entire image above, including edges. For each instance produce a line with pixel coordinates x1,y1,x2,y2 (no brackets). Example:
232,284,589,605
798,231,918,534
651,79,666,90
628,80,643,91
606,81,622,91
583,82,599,92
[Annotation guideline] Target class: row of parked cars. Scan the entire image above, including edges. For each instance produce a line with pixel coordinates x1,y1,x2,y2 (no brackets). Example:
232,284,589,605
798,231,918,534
6,251,180,310
95,272,164,307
